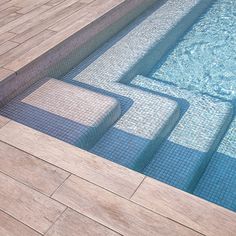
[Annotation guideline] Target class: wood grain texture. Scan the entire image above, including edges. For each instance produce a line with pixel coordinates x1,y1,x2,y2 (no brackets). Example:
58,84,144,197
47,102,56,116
131,177,236,236
52,175,201,236
0,41,18,56
4,0,127,71
46,208,119,236
0,210,40,236
0,172,66,234
0,141,70,196
0,121,144,199
0,30,56,66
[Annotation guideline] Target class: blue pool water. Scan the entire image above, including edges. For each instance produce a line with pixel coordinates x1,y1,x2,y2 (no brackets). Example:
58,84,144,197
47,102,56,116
151,0,236,101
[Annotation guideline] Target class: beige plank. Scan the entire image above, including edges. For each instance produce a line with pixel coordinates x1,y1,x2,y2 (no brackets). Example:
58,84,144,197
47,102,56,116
0,210,40,236
11,2,85,43
0,121,144,198
0,115,10,128
0,30,56,66
0,41,18,56
16,0,51,14
0,12,22,27
48,4,89,32
0,68,15,82
0,6,20,19
11,0,80,34
48,0,118,32
46,0,68,6
0,141,70,196
4,0,125,71
46,208,119,236
0,5,51,34
131,177,236,236
0,32,16,45
53,175,200,236
0,0,17,12
0,172,66,234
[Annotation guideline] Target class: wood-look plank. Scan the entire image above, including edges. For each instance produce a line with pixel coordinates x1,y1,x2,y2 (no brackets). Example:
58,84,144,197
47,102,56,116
48,4,90,32
11,0,80,34
16,0,51,14
0,172,66,234
0,0,17,12
0,12,22,27
0,210,40,236
0,30,56,66
131,177,236,236
46,208,119,236
0,141,70,196
0,68,15,82
0,5,51,34
0,32,16,45
0,41,18,56
4,0,127,71
52,175,200,236
11,2,85,43
0,115,10,128
46,0,68,6
0,6,20,19
0,121,144,198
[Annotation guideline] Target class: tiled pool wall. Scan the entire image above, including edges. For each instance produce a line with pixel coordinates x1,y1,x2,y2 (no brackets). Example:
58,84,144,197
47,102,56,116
1,0,236,211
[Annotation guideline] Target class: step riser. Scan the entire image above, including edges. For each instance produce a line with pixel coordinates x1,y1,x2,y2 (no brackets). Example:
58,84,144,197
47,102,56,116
194,117,236,211
91,104,180,171
133,76,233,191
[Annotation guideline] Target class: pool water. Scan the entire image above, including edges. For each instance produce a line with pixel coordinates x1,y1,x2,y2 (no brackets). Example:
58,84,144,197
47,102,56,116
150,0,236,101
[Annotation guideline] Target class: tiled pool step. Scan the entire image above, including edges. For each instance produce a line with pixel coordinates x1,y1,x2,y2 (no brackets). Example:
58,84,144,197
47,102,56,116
90,84,180,171
194,117,236,211
131,75,233,192
0,78,121,149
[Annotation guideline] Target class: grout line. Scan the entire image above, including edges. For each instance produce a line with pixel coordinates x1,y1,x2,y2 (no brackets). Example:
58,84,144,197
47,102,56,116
43,206,68,235
0,118,11,130
129,198,206,236
0,209,43,235
0,139,143,199
52,174,206,236
50,173,71,197
129,175,146,200
66,206,123,236
0,157,211,236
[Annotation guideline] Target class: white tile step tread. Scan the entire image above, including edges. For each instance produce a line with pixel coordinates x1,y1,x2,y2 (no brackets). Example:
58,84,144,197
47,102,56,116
0,78,121,149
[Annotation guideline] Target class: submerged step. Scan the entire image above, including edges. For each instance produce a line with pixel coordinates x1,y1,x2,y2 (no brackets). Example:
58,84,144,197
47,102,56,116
132,75,233,192
194,117,236,211
91,86,180,172
0,78,121,149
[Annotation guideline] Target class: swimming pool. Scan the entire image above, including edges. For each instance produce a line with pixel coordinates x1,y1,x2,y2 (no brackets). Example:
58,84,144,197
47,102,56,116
1,0,236,212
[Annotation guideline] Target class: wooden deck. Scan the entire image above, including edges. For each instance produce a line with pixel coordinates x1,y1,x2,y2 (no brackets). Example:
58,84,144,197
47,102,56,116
0,0,127,81
0,0,236,235
0,119,236,236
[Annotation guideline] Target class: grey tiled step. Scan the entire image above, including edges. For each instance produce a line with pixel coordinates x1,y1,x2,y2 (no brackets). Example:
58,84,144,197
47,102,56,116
131,75,233,192
0,78,121,149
